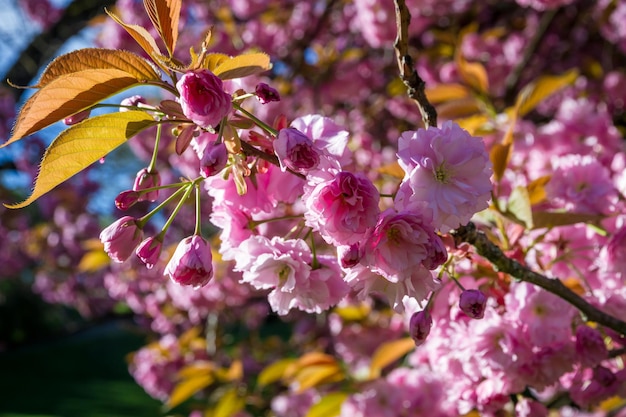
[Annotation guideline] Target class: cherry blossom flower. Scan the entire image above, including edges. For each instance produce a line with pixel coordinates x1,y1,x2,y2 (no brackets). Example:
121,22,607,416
176,69,232,129
396,121,492,232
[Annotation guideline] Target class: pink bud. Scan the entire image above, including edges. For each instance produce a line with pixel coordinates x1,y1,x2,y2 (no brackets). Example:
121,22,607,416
133,168,161,202
338,244,361,268
576,325,608,368
459,289,487,319
176,69,232,129
164,235,214,288
255,82,280,104
115,190,140,211
136,236,163,269
409,309,432,346
274,127,320,173
99,216,143,263
120,94,148,111
199,141,228,177
63,109,90,125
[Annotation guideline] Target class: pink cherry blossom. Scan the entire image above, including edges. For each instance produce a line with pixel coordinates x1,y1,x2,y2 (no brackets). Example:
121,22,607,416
99,216,143,263
164,235,214,288
396,121,492,232
176,69,232,129
135,236,163,270
304,171,380,246
273,127,320,173
459,289,487,319
133,168,161,202
409,309,432,346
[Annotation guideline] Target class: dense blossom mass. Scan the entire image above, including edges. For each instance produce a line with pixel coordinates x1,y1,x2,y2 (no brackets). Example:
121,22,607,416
3,0,626,416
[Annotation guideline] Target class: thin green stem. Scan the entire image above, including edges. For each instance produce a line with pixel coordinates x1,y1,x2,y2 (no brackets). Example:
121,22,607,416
450,276,466,291
310,232,320,270
158,182,196,237
148,122,163,173
233,93,255,101
232,102,278,136
136,185,189,229
194,182,202,236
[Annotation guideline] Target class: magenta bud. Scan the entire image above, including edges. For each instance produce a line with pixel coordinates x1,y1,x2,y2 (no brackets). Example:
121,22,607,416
164,235,214,288
136,236,163,269
409,309,432,346
274,127,320,173
255,82,280,104
64,109,90,125
115,190,140,211
99,216,143,263
199,141,228,178
133,168,161,202
338,244,361,268
459,289,487,319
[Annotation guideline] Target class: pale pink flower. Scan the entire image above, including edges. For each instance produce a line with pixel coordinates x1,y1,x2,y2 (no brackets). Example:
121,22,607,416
546,153,617,215
362,209,447,281
164,235,214,288
338,244,361,268
133,168,160,202
575,325,607,368
176,69,232,129
100,216,143,263
290,114,352,167
396,121,492,232
304,171,380,246
273,127,320,173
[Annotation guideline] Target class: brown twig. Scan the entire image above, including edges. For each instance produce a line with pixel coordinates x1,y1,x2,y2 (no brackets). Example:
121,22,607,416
393,0,437,128
453,223,626,336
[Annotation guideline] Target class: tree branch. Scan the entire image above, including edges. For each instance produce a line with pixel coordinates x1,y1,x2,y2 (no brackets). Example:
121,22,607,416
453,223,626,336
393,0,437,128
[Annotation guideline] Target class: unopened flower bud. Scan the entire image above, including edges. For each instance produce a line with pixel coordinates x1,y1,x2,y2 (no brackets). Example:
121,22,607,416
165,235,214,288
64,109,90,125
200,141,228,177
99,216,143,263
338,244,361,268
255,82,280,104
459,289,487,319
133,168,161,202
136,236,163,269
120,94,148,111
274,127,320,173
115,190,140,211
409,309,432,346
176,69,232,129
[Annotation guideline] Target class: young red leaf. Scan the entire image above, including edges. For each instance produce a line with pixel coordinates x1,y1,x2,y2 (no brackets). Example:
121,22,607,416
143,0,181,57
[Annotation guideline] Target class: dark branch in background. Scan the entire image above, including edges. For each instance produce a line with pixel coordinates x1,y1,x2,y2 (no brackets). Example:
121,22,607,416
393,0,437,128
3,0,116,100
453,224,626,336
503,8,557,104
392,0,626,337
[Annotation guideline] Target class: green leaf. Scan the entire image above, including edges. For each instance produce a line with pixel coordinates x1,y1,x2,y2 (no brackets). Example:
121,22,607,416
305,393,348,417
213,53,272,80
4,111,157,209
516,69,579,117
36,48,161,88
368,337,415,379
143,0,181,57
507,186,533,229
4,69,149,148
